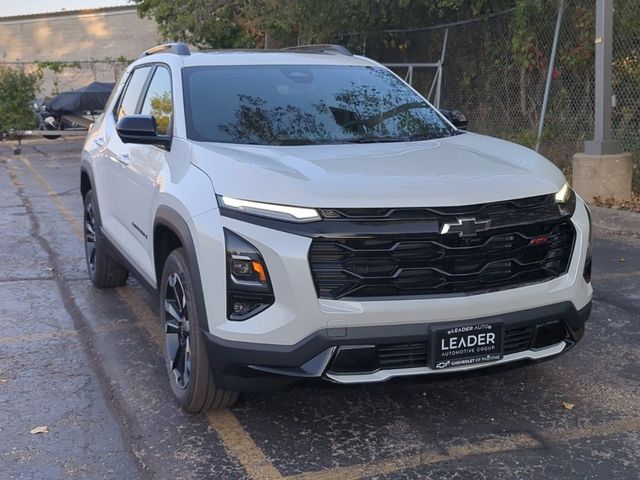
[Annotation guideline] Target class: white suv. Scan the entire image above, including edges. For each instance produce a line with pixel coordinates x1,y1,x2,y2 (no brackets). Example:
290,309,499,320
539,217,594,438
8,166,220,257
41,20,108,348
81,43,592,411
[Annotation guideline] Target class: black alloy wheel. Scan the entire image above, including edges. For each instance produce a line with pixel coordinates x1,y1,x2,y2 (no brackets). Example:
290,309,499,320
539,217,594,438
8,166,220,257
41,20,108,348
164,272,191,390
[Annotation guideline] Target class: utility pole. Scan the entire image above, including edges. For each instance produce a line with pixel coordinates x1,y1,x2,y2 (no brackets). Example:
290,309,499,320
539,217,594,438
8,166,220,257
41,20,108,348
584,0,620,155
573,0,632,202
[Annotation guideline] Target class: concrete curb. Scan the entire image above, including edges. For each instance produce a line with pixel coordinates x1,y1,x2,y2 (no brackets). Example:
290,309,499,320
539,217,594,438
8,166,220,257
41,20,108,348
590,204,640,237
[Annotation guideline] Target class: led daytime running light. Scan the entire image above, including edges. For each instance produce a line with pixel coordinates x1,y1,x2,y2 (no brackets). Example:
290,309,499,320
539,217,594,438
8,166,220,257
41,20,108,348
555,183,571,203
220,196,320,222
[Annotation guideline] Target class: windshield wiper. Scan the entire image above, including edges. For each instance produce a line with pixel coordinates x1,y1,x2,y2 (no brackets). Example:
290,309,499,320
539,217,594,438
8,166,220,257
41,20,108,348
342,134,438,144
272,138,322,145
271,135,439,145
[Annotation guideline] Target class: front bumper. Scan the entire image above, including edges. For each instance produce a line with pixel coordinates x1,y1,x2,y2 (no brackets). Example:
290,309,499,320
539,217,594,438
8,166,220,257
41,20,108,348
204,300,591,391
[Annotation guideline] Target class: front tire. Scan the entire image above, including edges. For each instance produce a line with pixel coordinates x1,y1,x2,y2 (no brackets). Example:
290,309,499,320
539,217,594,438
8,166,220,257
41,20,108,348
83,190,129,288
160,247,239,412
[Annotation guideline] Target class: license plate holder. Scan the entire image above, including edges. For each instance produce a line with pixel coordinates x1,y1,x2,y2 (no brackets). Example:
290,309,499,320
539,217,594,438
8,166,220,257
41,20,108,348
431,321,504,370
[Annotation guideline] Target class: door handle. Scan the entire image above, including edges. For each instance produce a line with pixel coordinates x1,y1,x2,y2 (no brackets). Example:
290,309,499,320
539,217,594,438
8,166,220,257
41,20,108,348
116,153,131,166
94,136,106,147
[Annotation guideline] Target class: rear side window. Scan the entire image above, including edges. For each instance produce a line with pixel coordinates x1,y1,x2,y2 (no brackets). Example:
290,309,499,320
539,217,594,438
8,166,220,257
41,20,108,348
116,66,152,121
140,66,173,135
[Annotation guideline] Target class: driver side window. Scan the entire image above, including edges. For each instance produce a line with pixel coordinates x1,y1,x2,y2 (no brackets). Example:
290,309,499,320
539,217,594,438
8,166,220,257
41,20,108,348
140,66,173,136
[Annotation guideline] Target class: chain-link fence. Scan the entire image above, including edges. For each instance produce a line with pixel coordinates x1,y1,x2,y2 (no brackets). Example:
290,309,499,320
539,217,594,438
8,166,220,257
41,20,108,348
331,0,639,191
3,59,129,97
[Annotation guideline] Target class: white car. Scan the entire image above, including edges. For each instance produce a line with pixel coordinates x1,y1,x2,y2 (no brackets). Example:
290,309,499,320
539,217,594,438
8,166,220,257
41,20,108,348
80,43,592,411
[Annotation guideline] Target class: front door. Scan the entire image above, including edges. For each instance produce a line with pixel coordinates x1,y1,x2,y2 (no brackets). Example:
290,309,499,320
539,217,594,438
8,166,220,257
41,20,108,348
115,65,174,282
99,65,153,274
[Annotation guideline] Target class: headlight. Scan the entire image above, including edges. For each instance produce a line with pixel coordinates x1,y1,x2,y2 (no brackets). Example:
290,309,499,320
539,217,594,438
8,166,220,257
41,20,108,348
218,195,320,223
555,182,576,216
555,182,571,203
225,229,274,321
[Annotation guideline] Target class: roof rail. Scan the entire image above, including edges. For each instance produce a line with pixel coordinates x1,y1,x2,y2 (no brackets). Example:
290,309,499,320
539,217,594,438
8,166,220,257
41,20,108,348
282,44,352,56
139,43,191,59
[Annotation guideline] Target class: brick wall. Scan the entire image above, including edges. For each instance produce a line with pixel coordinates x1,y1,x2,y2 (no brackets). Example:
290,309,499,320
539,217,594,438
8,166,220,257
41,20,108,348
0,6,162,95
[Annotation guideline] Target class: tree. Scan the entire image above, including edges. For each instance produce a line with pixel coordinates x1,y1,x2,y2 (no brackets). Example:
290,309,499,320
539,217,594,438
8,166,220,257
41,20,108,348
133,0,259,48
0,65,41,132
132,0,516,50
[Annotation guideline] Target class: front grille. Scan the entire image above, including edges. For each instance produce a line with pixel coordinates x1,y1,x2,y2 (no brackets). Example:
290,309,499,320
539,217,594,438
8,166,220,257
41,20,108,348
378,342,428,369
503,326,535,354
309,195,575,299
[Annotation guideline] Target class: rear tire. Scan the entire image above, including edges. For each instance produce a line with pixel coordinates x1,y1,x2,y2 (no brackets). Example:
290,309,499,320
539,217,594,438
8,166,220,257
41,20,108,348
160,247,239,412
83,189,129,288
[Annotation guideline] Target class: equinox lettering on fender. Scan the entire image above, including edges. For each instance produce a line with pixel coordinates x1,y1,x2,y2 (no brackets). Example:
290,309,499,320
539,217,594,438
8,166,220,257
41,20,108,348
441,332,496,350
131,221,148,240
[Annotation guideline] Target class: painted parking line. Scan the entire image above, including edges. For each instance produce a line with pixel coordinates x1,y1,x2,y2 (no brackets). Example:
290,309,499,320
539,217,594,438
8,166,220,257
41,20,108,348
207,409,285,480
0,321,133,346
592,271,640,281
286,433,540,480
288,416,640,480
17,155,282,480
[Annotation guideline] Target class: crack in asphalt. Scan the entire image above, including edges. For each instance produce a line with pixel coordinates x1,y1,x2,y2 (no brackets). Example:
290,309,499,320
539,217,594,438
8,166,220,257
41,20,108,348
5,161,152,480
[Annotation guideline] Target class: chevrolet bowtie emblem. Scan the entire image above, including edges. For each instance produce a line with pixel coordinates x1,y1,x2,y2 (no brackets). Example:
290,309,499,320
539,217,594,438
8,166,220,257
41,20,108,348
440,218,491,237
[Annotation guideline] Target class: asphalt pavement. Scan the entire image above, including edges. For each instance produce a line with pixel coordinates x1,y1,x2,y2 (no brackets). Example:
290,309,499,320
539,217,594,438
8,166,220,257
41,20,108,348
1,139,639,480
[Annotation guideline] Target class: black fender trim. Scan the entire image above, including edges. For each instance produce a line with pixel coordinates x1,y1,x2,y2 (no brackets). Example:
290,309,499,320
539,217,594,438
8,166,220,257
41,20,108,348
80,161,96,199
154,206,210,332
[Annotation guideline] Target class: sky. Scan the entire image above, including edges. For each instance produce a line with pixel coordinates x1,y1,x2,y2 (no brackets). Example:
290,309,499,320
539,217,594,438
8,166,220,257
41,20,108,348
0,0,129,17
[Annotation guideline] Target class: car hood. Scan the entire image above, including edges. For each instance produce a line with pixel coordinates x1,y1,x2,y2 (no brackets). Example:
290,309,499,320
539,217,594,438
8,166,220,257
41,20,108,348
190,132,566,208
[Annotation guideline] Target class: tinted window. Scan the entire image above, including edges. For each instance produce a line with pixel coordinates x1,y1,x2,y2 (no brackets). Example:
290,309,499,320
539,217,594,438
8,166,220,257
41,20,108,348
182,65,454,145
116,66,152,121
140,66,173,135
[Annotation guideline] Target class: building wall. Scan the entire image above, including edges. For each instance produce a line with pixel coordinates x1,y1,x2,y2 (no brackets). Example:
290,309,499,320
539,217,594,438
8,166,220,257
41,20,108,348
0,7,162,95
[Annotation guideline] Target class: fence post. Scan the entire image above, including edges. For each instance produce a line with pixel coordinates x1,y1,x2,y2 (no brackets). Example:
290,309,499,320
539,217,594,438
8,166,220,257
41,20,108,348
535,0,565,152
434,28,449,109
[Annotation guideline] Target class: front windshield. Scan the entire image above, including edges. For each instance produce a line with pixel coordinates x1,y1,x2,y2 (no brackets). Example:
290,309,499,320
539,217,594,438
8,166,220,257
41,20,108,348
182,64,455,145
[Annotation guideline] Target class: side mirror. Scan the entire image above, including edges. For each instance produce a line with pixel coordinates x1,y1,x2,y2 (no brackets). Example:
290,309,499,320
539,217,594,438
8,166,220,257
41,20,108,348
440,109,468,130
116,114,171,149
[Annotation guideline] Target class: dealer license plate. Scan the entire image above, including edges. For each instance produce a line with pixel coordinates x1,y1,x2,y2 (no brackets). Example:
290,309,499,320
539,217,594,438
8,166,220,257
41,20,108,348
431,321,503,370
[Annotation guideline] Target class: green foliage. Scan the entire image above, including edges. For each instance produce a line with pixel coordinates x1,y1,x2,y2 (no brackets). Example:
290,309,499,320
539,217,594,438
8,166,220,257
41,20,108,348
35,60,65,73
132,0,257,48
34,60,83,73
559,5,594,71
149,92,172,135
0,65,41,132
510,0,545,68
132,0,516,49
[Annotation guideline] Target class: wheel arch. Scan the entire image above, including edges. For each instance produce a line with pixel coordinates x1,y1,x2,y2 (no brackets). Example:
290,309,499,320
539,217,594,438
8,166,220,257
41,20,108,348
80,163,95,200
154,206,210,332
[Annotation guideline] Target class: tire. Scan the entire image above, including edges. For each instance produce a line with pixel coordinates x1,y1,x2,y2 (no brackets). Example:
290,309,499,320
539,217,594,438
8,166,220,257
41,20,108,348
39,124,60,140
83,189,129,288
160,247,239,412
